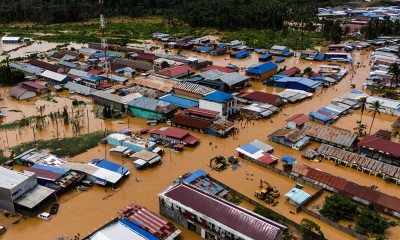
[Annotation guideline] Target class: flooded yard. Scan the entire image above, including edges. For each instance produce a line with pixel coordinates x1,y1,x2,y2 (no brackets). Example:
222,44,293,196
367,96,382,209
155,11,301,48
1,46,399,240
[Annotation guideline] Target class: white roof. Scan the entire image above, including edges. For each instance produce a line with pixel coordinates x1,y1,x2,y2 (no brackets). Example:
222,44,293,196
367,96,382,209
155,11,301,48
40,70,67,82
68,69,89,77
2,36,21,41
109,146,130,153
367,96,400,109
92,168,122,184
108,133,129,141
0,167,35,189
134,159,147,166
90,222,147,240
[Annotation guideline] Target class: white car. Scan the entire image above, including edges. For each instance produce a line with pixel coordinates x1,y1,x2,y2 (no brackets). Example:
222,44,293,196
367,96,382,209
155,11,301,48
38,212,52,220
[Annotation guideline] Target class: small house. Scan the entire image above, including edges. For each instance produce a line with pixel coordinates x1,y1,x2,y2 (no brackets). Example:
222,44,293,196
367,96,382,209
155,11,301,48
40,70,70,85
270,45,293,57
268,128,310,150
81,75,105,89
236,91,284,106
206,118,236,138
8,86,36,100
1,36,21,43
150,127,199,146
159,94,199,109
134,52,160,63
245,62,278,82
200,91,237,119
171,113,212,133
259,53,273,62
173,82,215,100
91,90,142,112
28,59,64,73
127,97,178,121
89,158,130,177
157,65,195,79
130,150,162,169
286,114,309,129
284,188,310,207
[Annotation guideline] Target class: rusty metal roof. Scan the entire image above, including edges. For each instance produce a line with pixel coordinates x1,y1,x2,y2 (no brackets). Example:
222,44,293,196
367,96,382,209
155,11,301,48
269,128,306,142
301,122,357,148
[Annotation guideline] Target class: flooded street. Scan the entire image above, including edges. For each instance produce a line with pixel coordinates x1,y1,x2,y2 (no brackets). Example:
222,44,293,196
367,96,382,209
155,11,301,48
1,47,400,240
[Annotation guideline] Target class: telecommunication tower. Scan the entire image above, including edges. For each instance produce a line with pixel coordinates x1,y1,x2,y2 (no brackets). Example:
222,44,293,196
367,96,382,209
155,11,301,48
98,0,110,78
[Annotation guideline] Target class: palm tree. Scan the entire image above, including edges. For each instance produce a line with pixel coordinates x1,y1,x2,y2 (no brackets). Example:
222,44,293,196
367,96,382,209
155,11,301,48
388,63,400,89
368,100,383,135
359,97,367,123
353,122,367,137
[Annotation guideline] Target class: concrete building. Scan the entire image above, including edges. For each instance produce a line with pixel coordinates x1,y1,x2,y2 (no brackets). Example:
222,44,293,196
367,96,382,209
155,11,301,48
199,91,237,119
128,97,178,122
1,36,21,43
159,183,285,240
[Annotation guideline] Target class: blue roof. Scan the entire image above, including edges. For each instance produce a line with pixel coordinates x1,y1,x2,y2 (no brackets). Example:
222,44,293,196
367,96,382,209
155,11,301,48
282,155,296,163
32,164,69,174
198,46,213,52
314,53,325,61
159,94,198,108
309,111,333,122
319,107,340,115
351,90,364,94
185,76,203,83
275,57,285,63
203,90,233,103
274,77,321,88
91,159,129,175
259,53,273,59
120,219,158,240
175,169,224,196
246,62,278,75
84,74,103,82
239,143,260,154
181,169,208,183
284,188,310,205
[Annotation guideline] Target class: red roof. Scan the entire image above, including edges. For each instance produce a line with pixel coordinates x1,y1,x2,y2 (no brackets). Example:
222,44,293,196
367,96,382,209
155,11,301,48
284,67,300,76
171,114,212,131
354,16,370,21
257,153,278,165
136,53,160,61
201,65,234,73
187,107,219,118
182,135,199,145
25,168,62,181
150,127,189,139
87,69,103,75
306,167,348,191
8,86,29,98
117,203,179,239
158,65,194,78
286,113,309,126
237,91,281,105
358,135,400,157
21,81,48,90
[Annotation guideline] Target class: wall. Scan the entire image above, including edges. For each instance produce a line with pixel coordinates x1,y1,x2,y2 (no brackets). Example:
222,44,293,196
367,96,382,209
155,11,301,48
199,100,223,118
173,89,203,99
129,107,163,120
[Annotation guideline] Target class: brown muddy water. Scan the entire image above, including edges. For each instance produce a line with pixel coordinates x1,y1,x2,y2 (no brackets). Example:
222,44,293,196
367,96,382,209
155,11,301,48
1,49,400,240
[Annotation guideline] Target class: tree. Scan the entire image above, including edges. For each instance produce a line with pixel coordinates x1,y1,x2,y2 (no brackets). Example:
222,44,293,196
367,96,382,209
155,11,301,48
320,194,358,222
355,209,397,236
359,97,367,123
303,67,313,77
300,218,325,240
161,61,170,69
388,63,400,89
368,100,383,135
331,21,343,44
354,122,368,137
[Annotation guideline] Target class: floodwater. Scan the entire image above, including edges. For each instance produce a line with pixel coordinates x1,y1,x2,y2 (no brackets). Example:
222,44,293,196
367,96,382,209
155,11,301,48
1,47,400,240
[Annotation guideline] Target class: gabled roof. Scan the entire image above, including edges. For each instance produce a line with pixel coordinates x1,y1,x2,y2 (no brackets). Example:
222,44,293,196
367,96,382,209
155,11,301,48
203,90,233,103
358,135,400,157
286,113,309,126
159,94,199,108
237,91,280,104
135,52,160,61
200,65,234,73
171,113,212,130
275,77,321,88
157,65,194,78
28,59,62,72
8,86,30,98
284,67,300,76
219,73,249,86
40,70,69,82
64,82,98,96
150,127,189,139
246,62,278,75
160,183,284,239
111,58,159,72
127,97,178,113
174,82,215,96
92,90,142,104
187,107,219,118
268,128,306,142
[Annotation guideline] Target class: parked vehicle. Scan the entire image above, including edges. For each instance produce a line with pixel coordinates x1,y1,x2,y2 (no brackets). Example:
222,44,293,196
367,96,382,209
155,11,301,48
50,204,59,214
147,119,158,126
38,212,52,220
0,226,7,235
82,180,93,187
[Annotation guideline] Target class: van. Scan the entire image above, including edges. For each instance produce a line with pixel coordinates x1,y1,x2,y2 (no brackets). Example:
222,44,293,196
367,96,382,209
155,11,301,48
147,120,158,126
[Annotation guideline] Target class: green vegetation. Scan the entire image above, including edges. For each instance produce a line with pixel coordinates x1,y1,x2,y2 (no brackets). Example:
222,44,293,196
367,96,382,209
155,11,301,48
0,58,25,86
253,205,280,222
362,17,400,40
320,194,358,222
355,209,397,237
0,150,8,163
11,130,109,157
0,116,32,130
300,218,325,240
227,194,242,205
368,100,383,135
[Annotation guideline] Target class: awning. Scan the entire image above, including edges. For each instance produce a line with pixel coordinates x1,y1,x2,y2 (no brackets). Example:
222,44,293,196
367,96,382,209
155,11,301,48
181,135,199,145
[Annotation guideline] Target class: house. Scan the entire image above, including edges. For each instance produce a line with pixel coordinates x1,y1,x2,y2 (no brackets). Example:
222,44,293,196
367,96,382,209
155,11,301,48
171,113,212,133
132,75,180,93
92,90,142,112
8,86,36,100
199,70,249,93
111,58,159,72
130,150,162,169
0,167,55,215
19,81,48,94
236,91,284,106
173,82,215,99
239,104,279,119
62,162,123,186
357,135,400,164
245,62,278,82
40,70,70,85
25,164,67,186
9,62,42,75
13,148,65,167
28,59,64,73
200,65,234,73
301,121,357,148
300,50,325,61
81,75,104,89
283,67,301,77
159,94,199,109
277,89,313,103
236,140,278,165
207,118,236,137
286,114,310,129
63,81,98,96
274,77,322,93
134,52,160,63
268,128,310,150
259,53,273,62
128,97,178,121
157,65,195,79
200,91,237,119
159,183,286,240
48,50,83,61
284,188,310,207
106,133,156,152
1,36,21,43
270,45,293,57
150,127,199,146
308,110,336,125
89,159,130,177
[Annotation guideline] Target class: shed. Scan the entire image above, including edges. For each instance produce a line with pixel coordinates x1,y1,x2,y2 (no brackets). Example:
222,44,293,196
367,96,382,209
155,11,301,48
284,188,310,206
8,86,36,100
245,62,278,82
40,70,70,85
259,53,273,62
159,94,199,109
286,114,310,129
157,65,194,79
274,77,321,93
282,155,297,164
128,97,178,121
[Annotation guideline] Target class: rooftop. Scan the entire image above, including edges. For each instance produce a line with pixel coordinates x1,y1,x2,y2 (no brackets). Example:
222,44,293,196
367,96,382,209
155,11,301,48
203,90,233,103
14,185,55,209
245,62,278,75
269,128,307,143
132,75,180,93
237,91,281,104
358,135,400,157
157,65,194,78
0,167,35,189
286,113,310,126
284,188,310,205
174,82,215,96
159,94,199,109
127,97,178,113
150,127,189,139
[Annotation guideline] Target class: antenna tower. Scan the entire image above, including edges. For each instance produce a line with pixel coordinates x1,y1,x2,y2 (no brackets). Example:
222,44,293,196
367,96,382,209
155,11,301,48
99,0,110,78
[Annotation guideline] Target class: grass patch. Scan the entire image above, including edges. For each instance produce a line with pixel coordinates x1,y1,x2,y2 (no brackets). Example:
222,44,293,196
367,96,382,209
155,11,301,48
8,109,22,112
11,130,110,157
0,17,323,49
0,150,8,164
0,117,32,130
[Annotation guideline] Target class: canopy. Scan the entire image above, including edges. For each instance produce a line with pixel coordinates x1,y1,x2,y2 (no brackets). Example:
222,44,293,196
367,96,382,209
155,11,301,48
282,155,297,164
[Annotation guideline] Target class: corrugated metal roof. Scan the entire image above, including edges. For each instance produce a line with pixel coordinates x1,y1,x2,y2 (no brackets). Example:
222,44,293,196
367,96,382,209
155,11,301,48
301,122,357,148
284,188,310,205
128,97,178,113
90,159,129,175
203,90,233,103
159,94,199,108
275,77,321,88
219,72,248,86
158,65,194,78
92,90,142,104
238,91,281,105
150,127,189,139
40,70,68,82
90,221,148,240
0,167,35,189
8,86,30,98
358,135,400,157
174,82,216,96
161,184,284,239
28,59,62,72
269,128,306,142
246,62,278,75
64,82,98,96
171,113,211,130
14,185,55,208
132,75,180,93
